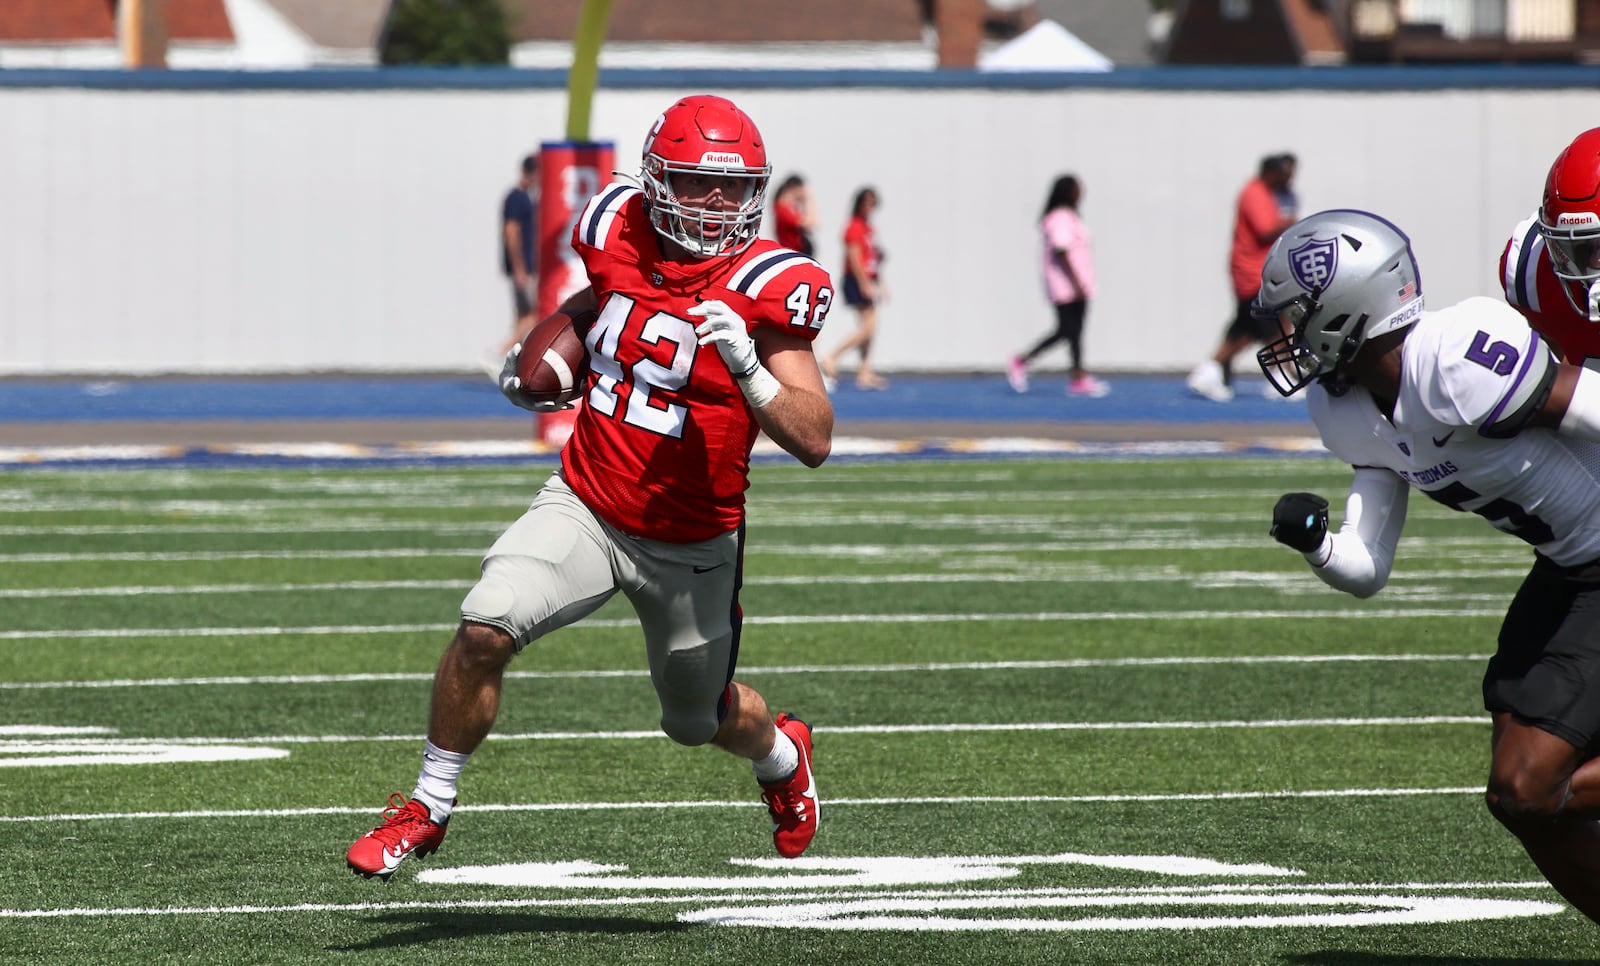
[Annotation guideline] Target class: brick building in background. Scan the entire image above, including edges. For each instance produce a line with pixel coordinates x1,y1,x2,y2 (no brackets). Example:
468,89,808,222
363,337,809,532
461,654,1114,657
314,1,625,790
7,2,1590,71
0,0,1116,71
0,0,232,67
1163,0,1600,65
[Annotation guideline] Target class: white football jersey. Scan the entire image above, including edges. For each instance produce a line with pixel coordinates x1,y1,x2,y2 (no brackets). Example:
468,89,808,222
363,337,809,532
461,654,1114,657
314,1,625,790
1310,296,1600,566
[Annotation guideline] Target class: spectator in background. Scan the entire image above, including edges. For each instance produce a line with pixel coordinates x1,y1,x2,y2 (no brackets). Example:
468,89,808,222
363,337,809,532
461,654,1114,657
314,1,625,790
1271,152,1299,222
1008,174,1107,397
772,174,816,256
493,153,541,366
1186,153,1299,402
824,187,888,391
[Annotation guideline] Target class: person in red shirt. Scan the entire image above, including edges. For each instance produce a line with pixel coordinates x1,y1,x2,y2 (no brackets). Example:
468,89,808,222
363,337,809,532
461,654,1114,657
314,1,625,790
770,173,815,256
348,95,835,880
1501,127,1600,367
823,187,888,391
1187,154,1299,402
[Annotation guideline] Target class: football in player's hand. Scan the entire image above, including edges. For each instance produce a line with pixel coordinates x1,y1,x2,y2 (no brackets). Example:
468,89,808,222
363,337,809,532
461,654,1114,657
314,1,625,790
513,311,592,405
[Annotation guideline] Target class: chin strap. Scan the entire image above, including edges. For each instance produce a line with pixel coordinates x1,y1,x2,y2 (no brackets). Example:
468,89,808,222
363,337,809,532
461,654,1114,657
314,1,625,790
1588,280,1600,323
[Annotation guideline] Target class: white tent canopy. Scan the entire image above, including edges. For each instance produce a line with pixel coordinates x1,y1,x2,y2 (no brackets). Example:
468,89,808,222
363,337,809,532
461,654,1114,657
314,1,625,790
978,18,1113,72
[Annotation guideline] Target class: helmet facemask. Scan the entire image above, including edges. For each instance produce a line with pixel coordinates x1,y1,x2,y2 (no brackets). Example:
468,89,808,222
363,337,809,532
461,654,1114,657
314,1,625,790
1538,216,1600,322
1256,294,1338,396
641,157,768,258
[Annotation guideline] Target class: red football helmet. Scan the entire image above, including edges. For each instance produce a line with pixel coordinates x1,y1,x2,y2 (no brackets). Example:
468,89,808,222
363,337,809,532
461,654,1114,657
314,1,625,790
640,95,771,257
1538,127,1600,321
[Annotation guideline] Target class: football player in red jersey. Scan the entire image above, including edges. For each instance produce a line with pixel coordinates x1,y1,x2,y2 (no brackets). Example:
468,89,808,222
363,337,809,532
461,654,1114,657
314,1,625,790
1501,127,1600,367
348,95,833,880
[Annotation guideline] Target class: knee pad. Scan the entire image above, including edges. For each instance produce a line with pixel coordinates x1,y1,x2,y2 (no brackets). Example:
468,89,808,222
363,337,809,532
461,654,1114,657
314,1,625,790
659,705,719,747
651,641,727,746
461,574,517,623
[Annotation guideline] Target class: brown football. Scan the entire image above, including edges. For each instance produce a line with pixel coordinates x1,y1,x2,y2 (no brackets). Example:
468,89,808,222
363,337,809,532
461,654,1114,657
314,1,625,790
514,311,591,405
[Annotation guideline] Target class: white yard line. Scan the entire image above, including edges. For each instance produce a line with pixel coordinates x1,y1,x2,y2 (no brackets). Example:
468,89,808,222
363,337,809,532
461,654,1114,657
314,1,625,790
0,579,475,598
0,567,1532,599
0,716,1492,751
0,535,1516,563
0,609,1512,642
0,878,1554,921
0,653,1492,690
0,509,1461,534
0,786,1494,825
0,488,1328,514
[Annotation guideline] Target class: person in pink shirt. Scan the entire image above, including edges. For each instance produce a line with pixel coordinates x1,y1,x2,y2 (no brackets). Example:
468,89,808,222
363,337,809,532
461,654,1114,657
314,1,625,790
1008,175,1106,396
1187,153,1299,402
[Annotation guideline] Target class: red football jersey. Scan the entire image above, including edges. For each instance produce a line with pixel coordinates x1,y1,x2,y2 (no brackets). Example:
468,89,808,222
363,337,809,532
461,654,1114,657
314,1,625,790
561,184,834,543
1500,212,1600,364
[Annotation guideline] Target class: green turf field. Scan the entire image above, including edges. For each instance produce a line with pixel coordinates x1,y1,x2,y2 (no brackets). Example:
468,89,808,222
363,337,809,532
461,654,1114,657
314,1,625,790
2,457,1594,963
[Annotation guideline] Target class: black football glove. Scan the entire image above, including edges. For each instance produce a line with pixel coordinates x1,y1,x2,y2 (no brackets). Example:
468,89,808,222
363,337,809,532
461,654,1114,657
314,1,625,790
1270,492,1329,553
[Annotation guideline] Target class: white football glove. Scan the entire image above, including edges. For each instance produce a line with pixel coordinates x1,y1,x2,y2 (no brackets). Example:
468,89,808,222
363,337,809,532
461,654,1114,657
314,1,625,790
497,342,574,413
688,300,760,379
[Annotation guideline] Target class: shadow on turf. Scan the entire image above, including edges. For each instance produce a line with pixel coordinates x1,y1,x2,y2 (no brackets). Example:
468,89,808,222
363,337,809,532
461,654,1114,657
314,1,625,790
333,912,688,950
1287,955,1593,965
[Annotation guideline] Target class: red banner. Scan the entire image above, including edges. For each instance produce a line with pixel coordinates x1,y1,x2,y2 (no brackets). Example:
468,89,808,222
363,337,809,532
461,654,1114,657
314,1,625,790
535,141,615,448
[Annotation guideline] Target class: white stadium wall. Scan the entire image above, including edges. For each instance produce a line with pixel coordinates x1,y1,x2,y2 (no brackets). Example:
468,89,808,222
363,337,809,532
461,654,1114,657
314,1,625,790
0,70,1590,376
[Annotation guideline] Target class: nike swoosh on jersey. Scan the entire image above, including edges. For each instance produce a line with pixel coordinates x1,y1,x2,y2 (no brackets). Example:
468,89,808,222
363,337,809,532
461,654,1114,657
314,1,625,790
1433,431,1454,447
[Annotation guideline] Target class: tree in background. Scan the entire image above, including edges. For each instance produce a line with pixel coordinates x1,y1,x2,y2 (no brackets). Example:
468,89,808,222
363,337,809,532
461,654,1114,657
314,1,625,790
380,0,511,66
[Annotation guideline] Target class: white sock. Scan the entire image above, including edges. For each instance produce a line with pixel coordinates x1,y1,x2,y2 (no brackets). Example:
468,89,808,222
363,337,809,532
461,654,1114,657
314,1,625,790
412,739,469,822
751,726,799,784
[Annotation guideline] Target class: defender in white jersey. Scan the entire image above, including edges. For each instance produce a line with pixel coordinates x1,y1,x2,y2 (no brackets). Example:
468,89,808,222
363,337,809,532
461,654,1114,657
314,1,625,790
1257,209,1600,925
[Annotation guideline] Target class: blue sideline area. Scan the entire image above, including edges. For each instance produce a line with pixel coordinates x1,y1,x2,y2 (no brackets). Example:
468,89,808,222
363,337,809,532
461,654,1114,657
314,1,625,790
0,373,1317,468
0,373,1304,426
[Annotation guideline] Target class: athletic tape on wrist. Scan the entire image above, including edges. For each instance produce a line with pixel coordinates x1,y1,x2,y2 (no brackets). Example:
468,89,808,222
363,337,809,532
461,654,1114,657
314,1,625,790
1307,532,1334,568
738,365,782,408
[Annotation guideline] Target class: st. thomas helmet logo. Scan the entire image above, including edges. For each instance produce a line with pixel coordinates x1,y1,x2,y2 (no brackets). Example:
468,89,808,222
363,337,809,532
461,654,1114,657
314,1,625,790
1290,237,1338,292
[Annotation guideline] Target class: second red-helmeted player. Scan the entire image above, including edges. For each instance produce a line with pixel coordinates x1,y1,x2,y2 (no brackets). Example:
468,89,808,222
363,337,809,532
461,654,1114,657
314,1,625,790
348,95,835,881
1500,127,1600,367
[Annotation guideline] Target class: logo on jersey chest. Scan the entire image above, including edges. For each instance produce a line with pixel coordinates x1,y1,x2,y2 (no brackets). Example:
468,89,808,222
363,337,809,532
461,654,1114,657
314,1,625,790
651,271,664,286
1289,237,1338,292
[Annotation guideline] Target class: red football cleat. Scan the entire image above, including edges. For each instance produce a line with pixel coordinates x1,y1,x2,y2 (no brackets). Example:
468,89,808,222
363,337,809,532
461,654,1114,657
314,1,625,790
346,793,450,880
760,713,818,859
